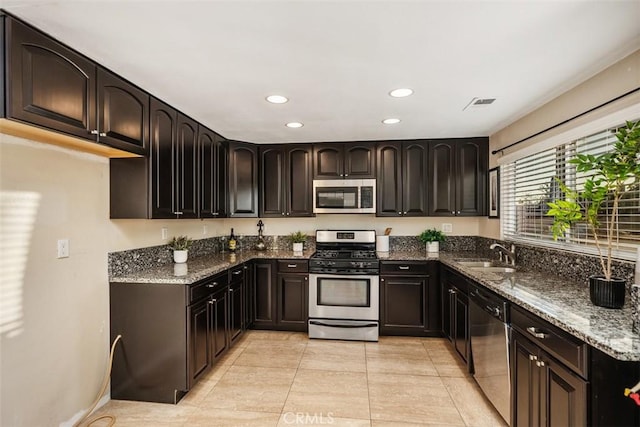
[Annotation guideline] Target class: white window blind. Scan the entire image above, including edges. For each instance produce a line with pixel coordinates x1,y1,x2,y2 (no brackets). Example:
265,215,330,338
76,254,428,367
501,122,640,259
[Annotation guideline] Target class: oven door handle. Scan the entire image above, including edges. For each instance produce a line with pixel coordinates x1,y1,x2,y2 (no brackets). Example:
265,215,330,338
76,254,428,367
309,320,378,329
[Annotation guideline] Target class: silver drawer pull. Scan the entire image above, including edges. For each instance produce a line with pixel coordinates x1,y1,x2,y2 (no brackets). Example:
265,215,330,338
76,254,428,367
399,266,410,270
208,298,217,304
206,284,215,288
529,354,538,361
287,264,297,268
536,360,546,367
233,270,242,275
527,327,549,339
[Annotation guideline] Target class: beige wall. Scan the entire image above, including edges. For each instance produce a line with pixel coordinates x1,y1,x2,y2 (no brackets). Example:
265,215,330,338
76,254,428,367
481,49,640,240
0,135,111,426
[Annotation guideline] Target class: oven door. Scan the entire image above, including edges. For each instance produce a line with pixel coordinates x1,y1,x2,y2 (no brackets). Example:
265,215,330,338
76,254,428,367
308,273,379,320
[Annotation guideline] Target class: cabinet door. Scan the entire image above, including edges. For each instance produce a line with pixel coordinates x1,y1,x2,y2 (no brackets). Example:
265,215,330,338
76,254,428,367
542,357,587,427
210,287,228,362
7,18,95,140
403,141,429,216
512,331,542,427
176,114,198,218
376,142,402,217
456,139,488,216
277,273,308,331
188,299,210,386
453,291,469,363
428,141,456,216
199,126,224,218
96,68,148,155
344,143,375,178
229,142,258,217
380,275,426,335
313,144,343,179
253,260,276,328
260,146,285,217
229,279,244,345
287,145,314,216
150,98,178,218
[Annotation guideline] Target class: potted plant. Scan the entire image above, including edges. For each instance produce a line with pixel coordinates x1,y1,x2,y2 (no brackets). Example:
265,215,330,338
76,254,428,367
547,120,640,308
419,228,446,253
289,231,307,253
168,235,193,263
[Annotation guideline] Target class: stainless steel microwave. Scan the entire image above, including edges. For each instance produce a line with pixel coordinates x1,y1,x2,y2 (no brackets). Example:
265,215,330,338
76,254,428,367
313,179,376,214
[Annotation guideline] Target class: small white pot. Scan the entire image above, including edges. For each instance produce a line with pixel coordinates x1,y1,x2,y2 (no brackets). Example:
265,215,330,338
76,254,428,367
426,242,439,253
173,250,188,263
292,242,304,253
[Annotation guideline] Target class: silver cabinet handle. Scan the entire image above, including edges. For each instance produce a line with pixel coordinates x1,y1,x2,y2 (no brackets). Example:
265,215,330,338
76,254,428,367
229,288,234,293
282,212,285,216
449,289,456,294
529,354,538,361
399,266,410,270
457,211,461,215
287,264,297,268
90,129,99,135
208,298,217,304
212,212,219,216
232,270,242,275
398,212,402,215
173,211,183,215
99,132,107,137
536,360,546,367
527,327,549,339
344,174,349,177
403,212,407,215
206,284,215,288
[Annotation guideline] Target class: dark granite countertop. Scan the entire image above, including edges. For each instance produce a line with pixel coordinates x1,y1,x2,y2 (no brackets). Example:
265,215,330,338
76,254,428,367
109,250,312,285
109,248,639,361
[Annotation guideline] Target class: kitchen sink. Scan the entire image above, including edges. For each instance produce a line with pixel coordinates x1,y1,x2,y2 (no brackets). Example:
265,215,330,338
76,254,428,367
470,266,516,274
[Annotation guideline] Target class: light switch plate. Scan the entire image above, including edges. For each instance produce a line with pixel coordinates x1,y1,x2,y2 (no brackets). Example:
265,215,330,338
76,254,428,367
161,228,168,240
57,239,69,258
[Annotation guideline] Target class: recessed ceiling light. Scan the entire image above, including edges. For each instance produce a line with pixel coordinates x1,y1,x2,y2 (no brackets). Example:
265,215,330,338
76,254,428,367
389,88,413,98
266,95,288,104
382,118,401,125
286,122,304,128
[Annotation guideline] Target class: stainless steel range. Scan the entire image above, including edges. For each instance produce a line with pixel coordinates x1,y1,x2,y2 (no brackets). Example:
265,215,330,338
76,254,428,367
308,230,380,341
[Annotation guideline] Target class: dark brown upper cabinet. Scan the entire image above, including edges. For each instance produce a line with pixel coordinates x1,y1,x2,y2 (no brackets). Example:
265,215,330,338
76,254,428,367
228,141,258,217
199,126,228,218
149,98,198,219
110,98,197,219
260,144,314,217
428,138,488,216
5,17,148,155
313,142,375,179
376,140,429,217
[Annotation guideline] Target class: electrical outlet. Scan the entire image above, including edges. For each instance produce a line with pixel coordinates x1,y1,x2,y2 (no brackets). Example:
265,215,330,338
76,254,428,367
203,225,208,235
161,228,168,240
57,239,69,258
442,223,453,233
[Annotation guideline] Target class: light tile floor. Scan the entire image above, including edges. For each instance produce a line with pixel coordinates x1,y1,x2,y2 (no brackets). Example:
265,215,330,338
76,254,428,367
92,331,507,426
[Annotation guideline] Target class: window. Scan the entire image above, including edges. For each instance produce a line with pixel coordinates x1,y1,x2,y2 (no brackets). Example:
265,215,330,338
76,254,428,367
501,122,640,259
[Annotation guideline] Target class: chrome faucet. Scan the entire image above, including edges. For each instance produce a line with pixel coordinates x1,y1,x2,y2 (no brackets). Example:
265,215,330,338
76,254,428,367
490,243,517,266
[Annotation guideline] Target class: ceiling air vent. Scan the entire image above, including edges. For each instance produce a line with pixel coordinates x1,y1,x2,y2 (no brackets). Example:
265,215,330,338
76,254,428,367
463,97,496,111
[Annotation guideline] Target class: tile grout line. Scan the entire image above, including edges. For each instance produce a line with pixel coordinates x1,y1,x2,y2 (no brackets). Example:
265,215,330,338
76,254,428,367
277,334,309,425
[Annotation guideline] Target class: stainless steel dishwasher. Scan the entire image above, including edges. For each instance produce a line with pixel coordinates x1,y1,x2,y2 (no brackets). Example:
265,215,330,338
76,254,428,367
469,285,510,424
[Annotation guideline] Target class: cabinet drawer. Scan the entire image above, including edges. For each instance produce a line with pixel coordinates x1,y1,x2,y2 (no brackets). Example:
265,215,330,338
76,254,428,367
381,261,430,275
277,260,309,273
511,306,588,377
189,272,229,304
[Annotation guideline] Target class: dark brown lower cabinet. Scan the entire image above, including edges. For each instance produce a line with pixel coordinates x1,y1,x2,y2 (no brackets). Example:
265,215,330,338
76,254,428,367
512,330,587,427
380,261,440,336
253,259,308,331
440,266,470,365
276,272,308,331
110,270,243,404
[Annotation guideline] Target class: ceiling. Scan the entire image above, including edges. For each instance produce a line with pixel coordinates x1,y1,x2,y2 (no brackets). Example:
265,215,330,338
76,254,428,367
3,0,639,144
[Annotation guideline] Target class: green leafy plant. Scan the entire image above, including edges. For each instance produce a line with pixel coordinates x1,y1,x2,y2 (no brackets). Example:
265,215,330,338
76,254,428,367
547,120,640,280
168,235,193,251
419,228,446,243
288,231,307,244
